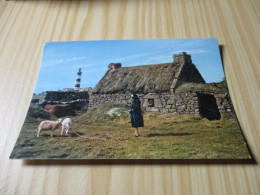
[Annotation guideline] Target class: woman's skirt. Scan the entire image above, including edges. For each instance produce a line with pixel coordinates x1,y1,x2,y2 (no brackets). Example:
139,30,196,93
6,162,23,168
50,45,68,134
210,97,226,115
130,112,144,127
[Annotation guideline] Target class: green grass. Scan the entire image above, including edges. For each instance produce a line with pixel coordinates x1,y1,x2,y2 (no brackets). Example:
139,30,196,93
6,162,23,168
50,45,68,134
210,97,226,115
10,103,250,159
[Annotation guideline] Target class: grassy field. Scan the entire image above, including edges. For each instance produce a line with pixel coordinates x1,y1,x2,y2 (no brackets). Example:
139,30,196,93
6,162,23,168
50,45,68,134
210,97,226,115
10,103,251,159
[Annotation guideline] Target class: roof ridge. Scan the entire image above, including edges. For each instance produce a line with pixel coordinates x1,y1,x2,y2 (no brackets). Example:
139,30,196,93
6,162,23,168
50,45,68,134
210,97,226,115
120,62,176,69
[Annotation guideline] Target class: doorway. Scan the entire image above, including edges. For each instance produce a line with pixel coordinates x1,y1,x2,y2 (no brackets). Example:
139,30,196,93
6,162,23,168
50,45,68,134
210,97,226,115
197,93,221,120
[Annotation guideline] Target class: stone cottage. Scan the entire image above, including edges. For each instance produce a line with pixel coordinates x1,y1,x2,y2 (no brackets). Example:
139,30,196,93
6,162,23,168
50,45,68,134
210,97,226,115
88,52,233,120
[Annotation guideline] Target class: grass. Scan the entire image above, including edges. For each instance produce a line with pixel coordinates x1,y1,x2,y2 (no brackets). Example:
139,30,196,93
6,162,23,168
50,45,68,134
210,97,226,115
176,81,228,94
10,103,251,159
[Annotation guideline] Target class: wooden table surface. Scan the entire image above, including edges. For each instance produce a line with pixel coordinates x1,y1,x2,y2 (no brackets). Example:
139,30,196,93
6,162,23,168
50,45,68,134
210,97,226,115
0,0,259,194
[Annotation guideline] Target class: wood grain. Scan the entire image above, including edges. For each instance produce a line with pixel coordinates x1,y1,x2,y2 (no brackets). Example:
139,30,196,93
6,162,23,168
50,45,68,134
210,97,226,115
0,0,260,194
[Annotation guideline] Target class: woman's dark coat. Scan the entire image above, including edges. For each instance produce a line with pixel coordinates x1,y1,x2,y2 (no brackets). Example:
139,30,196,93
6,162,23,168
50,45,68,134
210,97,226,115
129,97,144,128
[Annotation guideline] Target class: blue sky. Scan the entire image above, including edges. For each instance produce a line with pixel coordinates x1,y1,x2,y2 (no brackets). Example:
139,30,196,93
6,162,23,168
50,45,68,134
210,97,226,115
35,38,224,94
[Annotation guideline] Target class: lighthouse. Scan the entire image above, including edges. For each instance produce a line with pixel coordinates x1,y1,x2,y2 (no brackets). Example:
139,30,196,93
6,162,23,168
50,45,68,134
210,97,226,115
74,68,82,90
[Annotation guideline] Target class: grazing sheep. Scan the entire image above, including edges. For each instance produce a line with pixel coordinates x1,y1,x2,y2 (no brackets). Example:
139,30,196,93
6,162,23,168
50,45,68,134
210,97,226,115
37,118,63,137
61,118,72,136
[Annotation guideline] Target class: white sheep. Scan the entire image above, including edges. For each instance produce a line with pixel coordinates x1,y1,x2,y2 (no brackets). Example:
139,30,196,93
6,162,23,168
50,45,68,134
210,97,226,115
37,118,63,137
61,118,72,136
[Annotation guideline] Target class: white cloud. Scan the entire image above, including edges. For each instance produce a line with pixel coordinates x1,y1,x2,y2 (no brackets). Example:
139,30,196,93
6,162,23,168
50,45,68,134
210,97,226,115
111,52,154,62
185,49,208,54
43,56,89,68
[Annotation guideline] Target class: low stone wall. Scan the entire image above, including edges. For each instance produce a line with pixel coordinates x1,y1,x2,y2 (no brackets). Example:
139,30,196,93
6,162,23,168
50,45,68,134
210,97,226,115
88,92,200,115
37,91,89,111
88,94,134,110
88,92,234,119
214,93,234,117
158,93,199,114
44,91,89,102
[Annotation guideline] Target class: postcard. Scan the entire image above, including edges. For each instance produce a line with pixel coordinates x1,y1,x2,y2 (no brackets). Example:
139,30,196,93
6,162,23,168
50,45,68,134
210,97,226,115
10,38,252,160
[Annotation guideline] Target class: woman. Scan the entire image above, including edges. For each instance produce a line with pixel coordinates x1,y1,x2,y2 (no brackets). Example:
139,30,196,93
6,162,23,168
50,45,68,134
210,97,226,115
129,93,144,137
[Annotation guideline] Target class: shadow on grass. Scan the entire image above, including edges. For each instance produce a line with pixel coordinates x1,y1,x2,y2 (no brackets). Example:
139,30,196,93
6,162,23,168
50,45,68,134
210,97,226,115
70,132,85,137
146,133,192,137
42,134,63,138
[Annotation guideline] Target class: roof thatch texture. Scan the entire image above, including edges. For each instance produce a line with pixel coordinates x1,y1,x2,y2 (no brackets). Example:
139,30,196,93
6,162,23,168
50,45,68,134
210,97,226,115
175,82,228,94
92,63,181,94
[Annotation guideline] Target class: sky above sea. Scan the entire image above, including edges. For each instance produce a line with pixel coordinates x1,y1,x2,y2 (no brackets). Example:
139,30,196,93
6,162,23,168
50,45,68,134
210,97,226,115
35,38,224,94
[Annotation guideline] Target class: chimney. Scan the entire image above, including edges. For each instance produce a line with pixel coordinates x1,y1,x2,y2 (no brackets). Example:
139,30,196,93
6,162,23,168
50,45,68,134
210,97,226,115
173,52,192,64
108,63,122,72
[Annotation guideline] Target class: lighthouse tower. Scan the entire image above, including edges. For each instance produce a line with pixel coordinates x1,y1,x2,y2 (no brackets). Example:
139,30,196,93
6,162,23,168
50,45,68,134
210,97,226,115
74,68,82,91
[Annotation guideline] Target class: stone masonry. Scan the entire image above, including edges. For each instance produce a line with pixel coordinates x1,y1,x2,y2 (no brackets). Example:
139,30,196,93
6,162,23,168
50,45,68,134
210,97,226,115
88,92,234,118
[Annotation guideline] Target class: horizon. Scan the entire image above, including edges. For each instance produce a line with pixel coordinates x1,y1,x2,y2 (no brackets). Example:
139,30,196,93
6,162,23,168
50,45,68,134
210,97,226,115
34,38,224,94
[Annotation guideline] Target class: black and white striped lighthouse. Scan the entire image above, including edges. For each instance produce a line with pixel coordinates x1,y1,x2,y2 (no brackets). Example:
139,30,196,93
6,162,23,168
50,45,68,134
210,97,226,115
74,68,82,90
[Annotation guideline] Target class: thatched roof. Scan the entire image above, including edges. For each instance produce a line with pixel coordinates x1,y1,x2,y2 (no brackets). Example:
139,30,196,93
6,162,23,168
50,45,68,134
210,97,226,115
92,52,207,94
176,82,228,94
92,63,181,94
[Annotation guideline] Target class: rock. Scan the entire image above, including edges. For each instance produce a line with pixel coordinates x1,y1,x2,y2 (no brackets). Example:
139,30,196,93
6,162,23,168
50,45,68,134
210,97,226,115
165,105,172,109
160,108,169,114
146,107,159,112
143,99,149,107
143,93,160,99
177,105,186,112
120,95,125,100
179,105,186,110
107,107,121,117
218,106,225,110
169,109,175,113
167,99,175,105
214,94,224,98
176,101,181,106
154,98,162,108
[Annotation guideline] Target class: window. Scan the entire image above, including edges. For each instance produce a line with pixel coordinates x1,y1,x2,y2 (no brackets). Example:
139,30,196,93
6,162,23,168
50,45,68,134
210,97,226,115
148,99,154,107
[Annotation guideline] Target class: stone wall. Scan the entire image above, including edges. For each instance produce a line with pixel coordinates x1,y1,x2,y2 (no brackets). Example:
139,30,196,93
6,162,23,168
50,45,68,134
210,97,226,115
88,92,200,115
44,91,89,102
88,94,133,110
214,93,234,117
88,92,234,119
142,93,200,114
37,91,89,111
